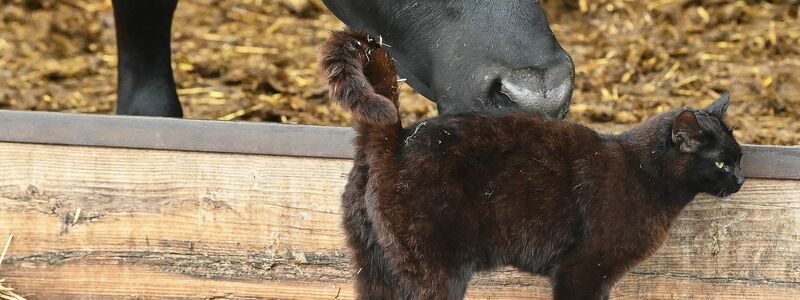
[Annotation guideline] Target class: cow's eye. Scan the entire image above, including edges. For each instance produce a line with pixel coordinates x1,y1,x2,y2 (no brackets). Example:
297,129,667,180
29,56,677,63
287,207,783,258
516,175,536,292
715,161,726,169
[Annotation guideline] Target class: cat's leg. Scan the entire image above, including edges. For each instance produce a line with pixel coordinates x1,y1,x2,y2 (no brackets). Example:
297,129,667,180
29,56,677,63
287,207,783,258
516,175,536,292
550,268,612,300
550,257,626,300
352,242,397,299
342,156,399,299
390,265,471,300
347,221,398,299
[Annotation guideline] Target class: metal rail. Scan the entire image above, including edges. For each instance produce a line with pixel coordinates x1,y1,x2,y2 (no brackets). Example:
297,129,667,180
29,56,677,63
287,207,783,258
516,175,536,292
0,110,354,159
1,110,797,179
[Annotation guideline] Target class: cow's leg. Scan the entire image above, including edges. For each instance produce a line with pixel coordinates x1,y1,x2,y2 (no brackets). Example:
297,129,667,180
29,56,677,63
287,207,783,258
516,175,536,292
112,0,183,117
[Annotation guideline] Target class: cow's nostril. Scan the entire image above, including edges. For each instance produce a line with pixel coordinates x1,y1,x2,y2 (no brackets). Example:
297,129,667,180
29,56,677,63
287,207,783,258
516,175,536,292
498,68,552,115
498,63,573,119
488,77,515,109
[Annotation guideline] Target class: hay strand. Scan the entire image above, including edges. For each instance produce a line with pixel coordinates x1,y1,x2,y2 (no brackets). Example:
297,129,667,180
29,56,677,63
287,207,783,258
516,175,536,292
0,235,26,300
0,235,11,267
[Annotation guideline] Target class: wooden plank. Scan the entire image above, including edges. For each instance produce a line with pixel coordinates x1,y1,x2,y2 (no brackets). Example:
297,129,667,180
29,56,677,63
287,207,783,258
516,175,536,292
3,263,798,299
0,142,798,299
0,110,798,179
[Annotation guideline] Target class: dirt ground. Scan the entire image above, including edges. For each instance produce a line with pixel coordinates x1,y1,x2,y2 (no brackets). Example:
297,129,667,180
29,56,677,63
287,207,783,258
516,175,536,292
0,0,798,145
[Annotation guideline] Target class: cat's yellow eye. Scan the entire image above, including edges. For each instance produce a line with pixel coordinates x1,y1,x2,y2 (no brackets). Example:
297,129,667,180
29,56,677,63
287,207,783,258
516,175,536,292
715,161,726,169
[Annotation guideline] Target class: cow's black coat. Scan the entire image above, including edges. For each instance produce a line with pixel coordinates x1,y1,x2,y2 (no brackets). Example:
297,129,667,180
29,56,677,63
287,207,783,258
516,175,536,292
111,0,574,118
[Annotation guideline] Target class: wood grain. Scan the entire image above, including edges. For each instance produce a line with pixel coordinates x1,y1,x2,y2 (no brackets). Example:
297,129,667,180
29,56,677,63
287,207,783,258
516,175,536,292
0,142,798,299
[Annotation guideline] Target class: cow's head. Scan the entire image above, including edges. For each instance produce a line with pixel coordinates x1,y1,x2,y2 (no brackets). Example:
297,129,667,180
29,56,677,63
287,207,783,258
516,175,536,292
323,0,574,118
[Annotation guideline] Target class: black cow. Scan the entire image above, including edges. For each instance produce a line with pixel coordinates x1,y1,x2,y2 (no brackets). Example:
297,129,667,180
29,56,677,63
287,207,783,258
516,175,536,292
111,0,574,118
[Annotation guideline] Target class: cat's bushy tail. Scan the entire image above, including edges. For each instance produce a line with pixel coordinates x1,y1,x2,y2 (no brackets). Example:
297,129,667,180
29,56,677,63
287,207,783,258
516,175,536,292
322,30,419,277
321,29,401,127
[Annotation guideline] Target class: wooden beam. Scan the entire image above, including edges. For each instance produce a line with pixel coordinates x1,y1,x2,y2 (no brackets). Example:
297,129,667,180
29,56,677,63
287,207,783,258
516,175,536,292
0,110,798,179
0,142,798,299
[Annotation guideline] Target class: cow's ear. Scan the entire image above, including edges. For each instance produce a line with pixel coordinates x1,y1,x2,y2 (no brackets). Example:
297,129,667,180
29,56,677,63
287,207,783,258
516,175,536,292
704,91,730,119
672,110,706,153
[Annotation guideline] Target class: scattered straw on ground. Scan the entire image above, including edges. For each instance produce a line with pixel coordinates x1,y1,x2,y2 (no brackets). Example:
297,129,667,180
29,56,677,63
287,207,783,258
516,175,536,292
0,234,26,300
545,0,800,145
0,0,797,144
0,278,25,300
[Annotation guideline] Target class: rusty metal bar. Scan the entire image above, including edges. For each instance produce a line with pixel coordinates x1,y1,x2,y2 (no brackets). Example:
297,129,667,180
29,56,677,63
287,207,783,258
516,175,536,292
0,110,797,179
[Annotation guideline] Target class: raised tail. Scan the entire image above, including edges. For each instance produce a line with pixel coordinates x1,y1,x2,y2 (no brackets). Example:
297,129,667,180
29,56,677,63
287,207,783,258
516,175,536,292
321,30,401,127
322,30,419,277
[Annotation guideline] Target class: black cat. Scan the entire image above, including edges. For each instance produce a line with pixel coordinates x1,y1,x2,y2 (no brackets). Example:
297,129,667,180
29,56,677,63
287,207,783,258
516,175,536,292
322,30,745,300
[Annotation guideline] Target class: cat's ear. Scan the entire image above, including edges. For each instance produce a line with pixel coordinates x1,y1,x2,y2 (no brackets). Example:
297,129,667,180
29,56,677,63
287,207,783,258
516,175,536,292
672,110,706,153
704,91,731,119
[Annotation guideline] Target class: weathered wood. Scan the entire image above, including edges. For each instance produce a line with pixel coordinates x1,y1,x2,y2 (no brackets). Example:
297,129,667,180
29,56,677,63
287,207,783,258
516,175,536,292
1,110,798,179
4,263,799,299
0,142,798,299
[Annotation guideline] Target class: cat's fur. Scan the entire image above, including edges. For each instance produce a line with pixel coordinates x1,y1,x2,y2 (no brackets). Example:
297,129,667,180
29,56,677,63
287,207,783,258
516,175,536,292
322,30,745,300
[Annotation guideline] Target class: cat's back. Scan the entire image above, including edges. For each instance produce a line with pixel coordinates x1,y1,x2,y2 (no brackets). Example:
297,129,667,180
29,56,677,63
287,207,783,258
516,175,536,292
401,110,601,161
395,110,604,207
392,111,599,270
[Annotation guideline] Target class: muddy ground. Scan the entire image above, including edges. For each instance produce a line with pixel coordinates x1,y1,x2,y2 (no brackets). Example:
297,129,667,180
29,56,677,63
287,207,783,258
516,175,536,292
0,0,798,145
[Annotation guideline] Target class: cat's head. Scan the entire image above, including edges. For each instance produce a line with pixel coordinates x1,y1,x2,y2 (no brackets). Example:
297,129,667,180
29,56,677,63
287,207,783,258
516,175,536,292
667,91,744,197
